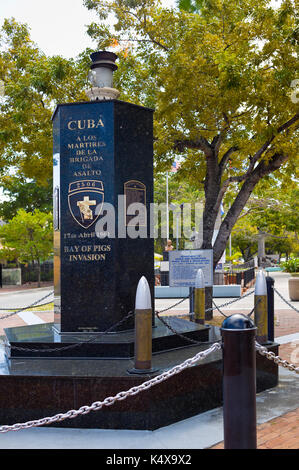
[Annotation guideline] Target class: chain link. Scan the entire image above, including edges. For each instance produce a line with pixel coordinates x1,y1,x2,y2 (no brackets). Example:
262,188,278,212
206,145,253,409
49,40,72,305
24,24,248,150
0,341,221,433
155,310,219,346
157,288,255,317
6,288,254,353
255,341,299,374
6,310,135,353
274,287,299,314
0,300,53,311
211,299,229,318
154,289,255,341
0,291,54,320
155,294,192,314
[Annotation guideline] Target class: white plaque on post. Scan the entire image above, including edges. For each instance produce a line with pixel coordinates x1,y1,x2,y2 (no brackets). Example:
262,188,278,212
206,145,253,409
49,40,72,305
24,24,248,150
169,250,213,287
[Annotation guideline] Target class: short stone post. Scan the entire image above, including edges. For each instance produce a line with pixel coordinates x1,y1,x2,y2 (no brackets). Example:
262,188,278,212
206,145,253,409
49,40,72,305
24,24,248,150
128,276,156,375
254,270,268,344
194,269,205,324
221,314,257,449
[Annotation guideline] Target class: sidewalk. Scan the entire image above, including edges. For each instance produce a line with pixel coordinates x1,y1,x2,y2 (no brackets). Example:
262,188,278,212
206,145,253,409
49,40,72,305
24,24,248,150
0,281,53,293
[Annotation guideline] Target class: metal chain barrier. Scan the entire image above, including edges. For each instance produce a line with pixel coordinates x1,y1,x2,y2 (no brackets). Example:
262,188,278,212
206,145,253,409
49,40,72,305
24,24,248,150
274,287,299,314
0,300,53,311
212,299,229,318
158,288,255,319
5,295,193,354
0,291,54,320
209,288,255,311
155,310,220,346
0,341,221,433
255,341,299,375
154,294,192,314
4,288,255,354
7,294,201,353
5,310,135,354
155,289,256,342
7,292,215,353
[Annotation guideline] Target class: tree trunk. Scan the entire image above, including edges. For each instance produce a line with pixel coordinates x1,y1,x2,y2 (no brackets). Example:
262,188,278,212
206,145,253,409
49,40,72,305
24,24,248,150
201,151,222,320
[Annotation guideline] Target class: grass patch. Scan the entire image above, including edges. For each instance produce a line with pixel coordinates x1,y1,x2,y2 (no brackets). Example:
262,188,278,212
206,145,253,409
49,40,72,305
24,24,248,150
30,302,54,312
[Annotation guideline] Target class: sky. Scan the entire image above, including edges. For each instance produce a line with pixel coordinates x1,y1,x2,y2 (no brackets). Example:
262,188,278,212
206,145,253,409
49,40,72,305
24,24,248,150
0,0,176,58
0,0,176,202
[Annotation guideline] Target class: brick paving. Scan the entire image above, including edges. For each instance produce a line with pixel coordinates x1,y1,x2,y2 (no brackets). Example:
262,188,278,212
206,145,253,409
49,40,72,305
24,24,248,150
208,305,299,450
169,307,299,337
167,304,299,450
0,307,54,336
210,408,299,449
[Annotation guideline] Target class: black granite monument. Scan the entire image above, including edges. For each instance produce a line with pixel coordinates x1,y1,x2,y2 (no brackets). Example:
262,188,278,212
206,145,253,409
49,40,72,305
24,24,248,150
52,96,155,334
4,51,210,358
0,52,278,431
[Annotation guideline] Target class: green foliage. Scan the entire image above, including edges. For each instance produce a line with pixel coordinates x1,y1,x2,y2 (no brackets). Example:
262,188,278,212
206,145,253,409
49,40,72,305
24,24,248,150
231,181,299,260
226,251,243,264
177,0,206,13
84,0,298,172
84,0,298,265
231,218,259,261
0,176,52,221
0,19,90,186
0,209,53,266
281,258,299,273
246,185,299,235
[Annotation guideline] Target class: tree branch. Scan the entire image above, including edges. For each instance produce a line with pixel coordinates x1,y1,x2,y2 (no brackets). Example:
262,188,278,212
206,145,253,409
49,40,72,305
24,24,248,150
213,151,289,265
117,7,169,51
249,112,299,168
218,146,238,174
174,137,212,156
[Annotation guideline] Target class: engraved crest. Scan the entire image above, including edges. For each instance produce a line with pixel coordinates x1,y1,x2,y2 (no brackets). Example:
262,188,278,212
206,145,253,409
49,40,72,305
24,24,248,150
68,180,104,229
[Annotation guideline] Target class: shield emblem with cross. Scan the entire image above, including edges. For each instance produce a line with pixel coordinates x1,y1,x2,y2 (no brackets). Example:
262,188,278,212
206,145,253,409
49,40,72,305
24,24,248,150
68,180,104,229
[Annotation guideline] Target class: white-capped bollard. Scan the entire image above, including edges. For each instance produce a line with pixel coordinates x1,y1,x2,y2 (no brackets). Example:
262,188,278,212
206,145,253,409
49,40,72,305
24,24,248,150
194,269,205,324
128,276,156,374
254,270,268,344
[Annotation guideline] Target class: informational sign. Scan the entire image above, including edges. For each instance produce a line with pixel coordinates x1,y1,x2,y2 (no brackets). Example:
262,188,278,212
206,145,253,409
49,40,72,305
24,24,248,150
160,261,169,272
169,249,213,287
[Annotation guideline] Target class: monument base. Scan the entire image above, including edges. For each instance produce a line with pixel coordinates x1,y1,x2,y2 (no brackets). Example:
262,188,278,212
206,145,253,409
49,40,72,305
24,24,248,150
4,317,210,359
0,330,279,430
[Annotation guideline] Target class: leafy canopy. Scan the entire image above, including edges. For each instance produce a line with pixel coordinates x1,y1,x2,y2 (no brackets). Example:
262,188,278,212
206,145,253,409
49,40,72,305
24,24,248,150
0,18,91,186
84,0,298,183
0,209,53,264
0,175,52,221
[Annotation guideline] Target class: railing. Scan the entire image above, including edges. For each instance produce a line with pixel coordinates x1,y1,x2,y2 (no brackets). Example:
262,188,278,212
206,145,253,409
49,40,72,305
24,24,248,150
21,262,53,284
214,266,255,288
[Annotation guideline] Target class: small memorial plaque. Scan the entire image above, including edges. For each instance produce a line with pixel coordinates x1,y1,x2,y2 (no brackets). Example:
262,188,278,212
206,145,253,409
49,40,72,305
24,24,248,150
169,249,213,287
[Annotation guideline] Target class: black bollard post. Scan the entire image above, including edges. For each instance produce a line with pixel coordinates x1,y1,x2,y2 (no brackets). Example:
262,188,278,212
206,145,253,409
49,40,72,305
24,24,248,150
221,314,257,449
266,276,275,343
